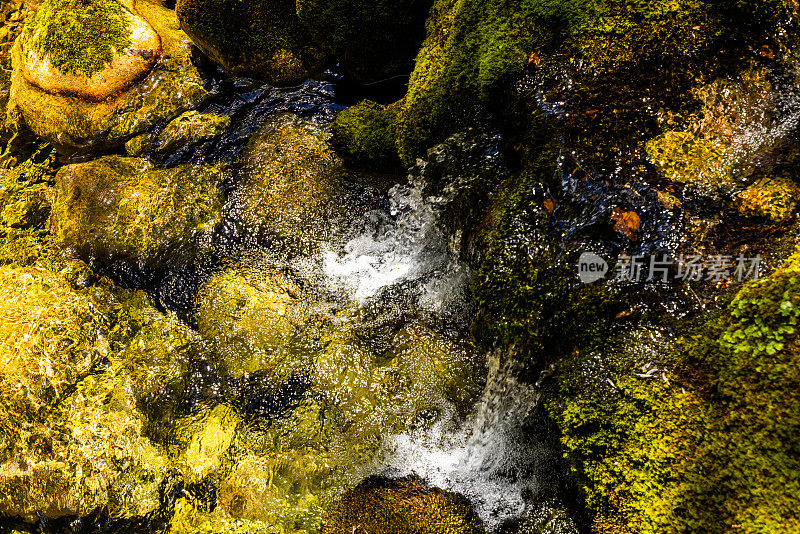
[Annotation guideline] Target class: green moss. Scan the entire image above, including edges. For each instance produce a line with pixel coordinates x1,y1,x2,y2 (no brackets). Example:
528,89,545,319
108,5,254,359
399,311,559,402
26,0,132,77
331,100,402,170
321,475,485,534
396,0,793,163
541,250,800,533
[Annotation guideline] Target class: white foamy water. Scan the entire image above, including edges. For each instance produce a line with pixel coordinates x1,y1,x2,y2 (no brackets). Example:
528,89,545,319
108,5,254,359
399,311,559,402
322,181,468,312
370,355,574,532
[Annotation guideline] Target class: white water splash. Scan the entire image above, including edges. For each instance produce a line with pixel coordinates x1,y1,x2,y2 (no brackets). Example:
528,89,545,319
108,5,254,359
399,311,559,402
322,181,468,312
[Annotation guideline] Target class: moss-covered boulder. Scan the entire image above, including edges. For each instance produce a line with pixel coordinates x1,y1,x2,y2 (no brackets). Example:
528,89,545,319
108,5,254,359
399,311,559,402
331,99,402,171
21,0,160,101
225,114,346,252
194,255,314,380
295,0,432,82
7,0,209,153
175,0,326,85
0,265,169,521
321,475,485,534
540,248,800,533
50,156,224,267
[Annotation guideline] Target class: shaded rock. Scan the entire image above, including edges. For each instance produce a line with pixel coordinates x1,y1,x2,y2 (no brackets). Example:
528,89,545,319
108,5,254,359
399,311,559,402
225,113,346,252
321,475,485,534
296,0,432,82
0,265,169,521
50,156,224,267
156,110,230,155
175,0,326,85
22,0,160,101
7,0,209,153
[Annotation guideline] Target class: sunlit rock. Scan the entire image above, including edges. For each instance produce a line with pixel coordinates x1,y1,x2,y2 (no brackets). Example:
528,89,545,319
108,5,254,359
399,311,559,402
7,0,209,153
321,475,485,534
225,113,346,253
194,255,313,380
175,0,326,85
21,0,160,101
645,67,787,193
156,110,231,155
0,265,169,521
314,324,483,446
50,156,224,267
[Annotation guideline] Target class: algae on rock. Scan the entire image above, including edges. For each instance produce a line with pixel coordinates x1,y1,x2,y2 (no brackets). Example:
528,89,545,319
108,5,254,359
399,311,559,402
0,265,169,521
50,156,224,267
225,114,346,253
7,0,208,152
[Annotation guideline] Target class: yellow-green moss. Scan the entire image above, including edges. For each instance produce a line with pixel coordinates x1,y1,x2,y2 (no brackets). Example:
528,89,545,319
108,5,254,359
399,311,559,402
331,100,402,169
321,475,485,534
541,249,800,533
737,175,800,222
226,114,345,252
26,0,132,77
50,156,224,266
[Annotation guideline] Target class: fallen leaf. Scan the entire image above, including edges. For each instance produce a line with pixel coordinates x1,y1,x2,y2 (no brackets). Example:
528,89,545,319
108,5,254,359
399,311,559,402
611,207,640,240
543,198,557,213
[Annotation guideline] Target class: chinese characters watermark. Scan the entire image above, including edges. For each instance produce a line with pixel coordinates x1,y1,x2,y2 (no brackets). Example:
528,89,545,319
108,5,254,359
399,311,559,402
578,253,762,283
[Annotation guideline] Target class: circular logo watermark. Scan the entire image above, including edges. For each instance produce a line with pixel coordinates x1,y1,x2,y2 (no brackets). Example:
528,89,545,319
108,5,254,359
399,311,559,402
577,252,609,283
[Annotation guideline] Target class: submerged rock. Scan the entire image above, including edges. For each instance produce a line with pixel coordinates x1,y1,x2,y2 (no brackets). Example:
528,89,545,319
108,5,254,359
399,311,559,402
321,475,485,534
156,110,231,155
296,0,432,82
50,156,224,267
7,0,209,153
225,114,346,252
175,0,326,85
194,255,314,380
0,265,169,521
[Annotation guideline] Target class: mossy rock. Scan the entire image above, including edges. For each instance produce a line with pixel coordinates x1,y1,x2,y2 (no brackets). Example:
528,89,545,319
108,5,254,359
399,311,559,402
7,0,209,153
225,113,346,253
194,255,314,380
0,265,169,521
645,66,781,192
395,0,793,163
156,110,231,155
313,323,483,459
175,0,326,85
737,175,800,222
295,0,433,82
50,156,224,267
331,99,402,170
22,0,160,101
321,475,485,534
541,249,800,532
